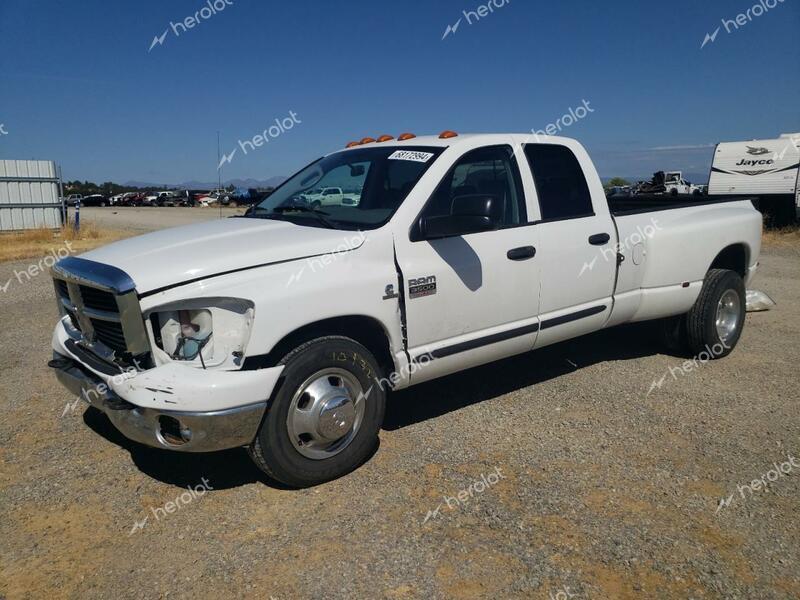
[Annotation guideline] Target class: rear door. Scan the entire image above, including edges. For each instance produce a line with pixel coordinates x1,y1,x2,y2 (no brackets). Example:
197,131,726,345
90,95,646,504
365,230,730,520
395,143,541,384
520,142,617,349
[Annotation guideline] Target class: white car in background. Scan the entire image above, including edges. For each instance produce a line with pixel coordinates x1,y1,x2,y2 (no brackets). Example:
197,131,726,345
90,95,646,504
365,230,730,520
663,172,704,196
302,187,361,207
303,187,344,206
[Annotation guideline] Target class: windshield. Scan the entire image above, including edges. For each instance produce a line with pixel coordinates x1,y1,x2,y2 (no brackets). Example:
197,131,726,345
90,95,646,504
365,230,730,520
249,146,444,229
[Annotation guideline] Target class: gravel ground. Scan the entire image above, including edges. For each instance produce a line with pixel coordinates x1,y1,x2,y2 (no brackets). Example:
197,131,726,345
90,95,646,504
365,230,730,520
0,220,798,599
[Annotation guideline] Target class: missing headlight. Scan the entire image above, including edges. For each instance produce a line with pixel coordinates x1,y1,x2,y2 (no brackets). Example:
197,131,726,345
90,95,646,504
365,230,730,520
157,309,214,363
148,298,254,370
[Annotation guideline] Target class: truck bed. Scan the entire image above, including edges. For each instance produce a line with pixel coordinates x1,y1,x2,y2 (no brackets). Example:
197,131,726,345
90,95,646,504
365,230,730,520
607,193,751,216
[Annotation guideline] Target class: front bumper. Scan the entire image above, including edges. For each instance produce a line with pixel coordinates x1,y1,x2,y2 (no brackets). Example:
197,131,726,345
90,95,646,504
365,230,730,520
50,351,267,452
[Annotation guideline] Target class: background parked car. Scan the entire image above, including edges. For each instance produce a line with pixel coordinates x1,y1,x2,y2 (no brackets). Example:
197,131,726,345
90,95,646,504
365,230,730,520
154,191,179,207
62,193,82,206
81,194,110,207
120,192,145,206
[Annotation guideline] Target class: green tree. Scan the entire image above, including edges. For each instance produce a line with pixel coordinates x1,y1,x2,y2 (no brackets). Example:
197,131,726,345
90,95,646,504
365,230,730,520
606,177,630,188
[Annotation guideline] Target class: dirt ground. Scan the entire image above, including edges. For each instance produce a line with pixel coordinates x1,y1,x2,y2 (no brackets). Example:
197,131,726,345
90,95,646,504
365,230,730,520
0,213,798,599
74,206,246,233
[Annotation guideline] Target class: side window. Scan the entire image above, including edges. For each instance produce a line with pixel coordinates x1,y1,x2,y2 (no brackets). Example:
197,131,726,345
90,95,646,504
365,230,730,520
524,144,593,221
420,145,526,227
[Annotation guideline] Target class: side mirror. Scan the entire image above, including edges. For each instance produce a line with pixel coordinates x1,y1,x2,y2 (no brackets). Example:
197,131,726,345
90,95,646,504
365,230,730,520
420,194,501,240
244,205,255,217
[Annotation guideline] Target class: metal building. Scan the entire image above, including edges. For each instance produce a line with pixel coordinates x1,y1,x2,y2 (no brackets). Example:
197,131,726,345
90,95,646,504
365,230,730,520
0,160,62,231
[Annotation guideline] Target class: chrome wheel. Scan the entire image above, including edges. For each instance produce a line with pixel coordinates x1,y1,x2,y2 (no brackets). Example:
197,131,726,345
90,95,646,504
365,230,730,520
286,368,366,460
715,289,741,345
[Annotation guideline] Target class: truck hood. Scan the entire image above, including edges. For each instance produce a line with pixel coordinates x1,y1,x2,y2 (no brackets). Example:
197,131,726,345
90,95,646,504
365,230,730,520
80,217,366,294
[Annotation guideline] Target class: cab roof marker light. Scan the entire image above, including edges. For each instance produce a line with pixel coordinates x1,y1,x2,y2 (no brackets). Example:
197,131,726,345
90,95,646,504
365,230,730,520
376,135,394,142
346,141,360,148
360,137,376,144
439,130,458,139
397,133,416,141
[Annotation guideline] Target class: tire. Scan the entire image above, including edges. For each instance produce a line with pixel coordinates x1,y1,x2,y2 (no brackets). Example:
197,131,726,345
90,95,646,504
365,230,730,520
100,202,106,207
248,336,385,488
670,188,679,197
684,269,745,359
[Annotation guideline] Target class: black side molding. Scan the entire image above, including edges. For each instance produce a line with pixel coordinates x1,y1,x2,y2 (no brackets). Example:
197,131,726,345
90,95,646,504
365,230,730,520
412,305,607,362
540,305,607,330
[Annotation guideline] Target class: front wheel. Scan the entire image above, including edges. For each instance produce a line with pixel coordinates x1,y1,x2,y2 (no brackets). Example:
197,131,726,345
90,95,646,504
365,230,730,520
248,336,385,487
684,268,745,358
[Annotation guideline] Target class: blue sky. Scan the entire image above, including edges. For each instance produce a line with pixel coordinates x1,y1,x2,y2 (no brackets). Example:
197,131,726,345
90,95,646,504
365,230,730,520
0,0,798,184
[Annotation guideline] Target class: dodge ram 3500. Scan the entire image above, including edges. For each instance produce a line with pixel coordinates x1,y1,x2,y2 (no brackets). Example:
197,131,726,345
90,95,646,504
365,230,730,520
48,132,762,487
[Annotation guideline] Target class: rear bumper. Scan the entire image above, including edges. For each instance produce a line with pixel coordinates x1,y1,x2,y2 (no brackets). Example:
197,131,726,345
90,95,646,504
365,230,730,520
50,351,267,452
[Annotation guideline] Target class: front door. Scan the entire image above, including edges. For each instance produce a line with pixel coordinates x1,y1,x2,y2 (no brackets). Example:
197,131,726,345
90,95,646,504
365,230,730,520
395,144,541,385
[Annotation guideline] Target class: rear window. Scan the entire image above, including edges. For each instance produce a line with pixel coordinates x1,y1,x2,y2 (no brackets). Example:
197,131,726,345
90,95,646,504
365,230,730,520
524,144,593,221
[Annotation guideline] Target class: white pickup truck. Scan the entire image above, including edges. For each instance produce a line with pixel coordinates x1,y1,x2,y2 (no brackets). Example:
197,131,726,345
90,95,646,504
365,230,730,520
302,186,361,207
48,132,762,487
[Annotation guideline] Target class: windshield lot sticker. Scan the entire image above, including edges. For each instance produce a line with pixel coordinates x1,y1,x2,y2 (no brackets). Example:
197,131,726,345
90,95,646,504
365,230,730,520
409,276,437,299
389,150,434,163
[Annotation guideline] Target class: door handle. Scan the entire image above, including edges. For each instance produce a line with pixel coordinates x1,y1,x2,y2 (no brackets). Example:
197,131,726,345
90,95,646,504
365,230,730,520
588,233,611,245
507,246,536,261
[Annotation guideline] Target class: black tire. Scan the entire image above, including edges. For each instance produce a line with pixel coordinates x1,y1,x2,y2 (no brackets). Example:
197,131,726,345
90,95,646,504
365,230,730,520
670,188,679,197
248,336,385,488
685,269,745,359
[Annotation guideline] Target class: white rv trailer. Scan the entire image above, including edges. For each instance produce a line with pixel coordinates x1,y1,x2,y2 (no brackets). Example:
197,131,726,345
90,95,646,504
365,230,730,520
708,133,800,224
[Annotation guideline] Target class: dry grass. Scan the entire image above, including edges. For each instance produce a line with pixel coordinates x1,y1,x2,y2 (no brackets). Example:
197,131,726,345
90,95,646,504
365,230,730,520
0,223,131,263
762,224,800,248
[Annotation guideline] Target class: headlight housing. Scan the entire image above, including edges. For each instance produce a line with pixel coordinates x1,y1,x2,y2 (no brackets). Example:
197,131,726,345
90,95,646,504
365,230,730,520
146,298,254,370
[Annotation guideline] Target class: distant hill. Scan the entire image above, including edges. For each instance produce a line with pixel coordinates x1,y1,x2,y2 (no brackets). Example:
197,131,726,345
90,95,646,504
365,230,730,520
123,176,287,189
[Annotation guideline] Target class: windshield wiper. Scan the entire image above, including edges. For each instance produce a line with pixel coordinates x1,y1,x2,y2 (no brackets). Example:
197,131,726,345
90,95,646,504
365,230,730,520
272,205,339,229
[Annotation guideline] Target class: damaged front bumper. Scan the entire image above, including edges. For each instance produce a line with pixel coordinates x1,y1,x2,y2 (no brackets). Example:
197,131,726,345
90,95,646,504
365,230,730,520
49,319,283,452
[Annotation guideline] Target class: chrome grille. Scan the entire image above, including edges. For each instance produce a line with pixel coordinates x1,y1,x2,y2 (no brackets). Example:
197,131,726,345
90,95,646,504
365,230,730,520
89,318,127,353
50,257,150,366
79,286,118,312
